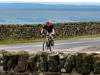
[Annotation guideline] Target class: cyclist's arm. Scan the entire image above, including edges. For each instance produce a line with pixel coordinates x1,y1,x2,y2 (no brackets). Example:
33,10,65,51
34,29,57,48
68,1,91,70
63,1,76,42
41,25,46,34
41,28,44,34
51,28,55,34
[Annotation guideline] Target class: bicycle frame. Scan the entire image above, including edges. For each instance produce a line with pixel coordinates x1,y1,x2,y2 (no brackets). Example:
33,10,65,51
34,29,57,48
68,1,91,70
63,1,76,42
42,30,54,51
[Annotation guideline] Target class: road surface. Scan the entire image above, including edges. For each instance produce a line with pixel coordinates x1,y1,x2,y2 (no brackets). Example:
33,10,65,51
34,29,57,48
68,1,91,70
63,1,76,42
0,37,100,53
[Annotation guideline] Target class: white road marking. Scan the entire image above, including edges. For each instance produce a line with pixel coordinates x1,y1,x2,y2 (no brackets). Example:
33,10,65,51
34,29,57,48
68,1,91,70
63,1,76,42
55,40,99,45
53,45,93,51
0,39,100,50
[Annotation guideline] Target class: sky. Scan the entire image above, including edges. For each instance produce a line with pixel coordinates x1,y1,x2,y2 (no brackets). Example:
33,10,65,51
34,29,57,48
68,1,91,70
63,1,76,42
0,0,100,2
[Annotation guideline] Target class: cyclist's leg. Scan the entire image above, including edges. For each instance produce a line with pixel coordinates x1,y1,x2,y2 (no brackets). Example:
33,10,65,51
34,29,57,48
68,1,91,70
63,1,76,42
49,33,54,40
46,33,49,49
49,33,54,46
50,35,54,40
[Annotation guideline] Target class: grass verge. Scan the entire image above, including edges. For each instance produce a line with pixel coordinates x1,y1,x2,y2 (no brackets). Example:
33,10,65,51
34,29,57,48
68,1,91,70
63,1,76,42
0,34,100,45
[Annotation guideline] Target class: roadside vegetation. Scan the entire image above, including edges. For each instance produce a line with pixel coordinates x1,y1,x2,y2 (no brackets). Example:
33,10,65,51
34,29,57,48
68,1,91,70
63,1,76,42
0,34,100,45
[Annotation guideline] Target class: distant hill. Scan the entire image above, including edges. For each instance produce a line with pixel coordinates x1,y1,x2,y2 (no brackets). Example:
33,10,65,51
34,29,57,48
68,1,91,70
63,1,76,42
0,2,100,11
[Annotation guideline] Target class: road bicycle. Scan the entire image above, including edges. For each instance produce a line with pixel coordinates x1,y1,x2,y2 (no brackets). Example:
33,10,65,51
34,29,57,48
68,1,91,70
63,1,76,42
42,30,54,51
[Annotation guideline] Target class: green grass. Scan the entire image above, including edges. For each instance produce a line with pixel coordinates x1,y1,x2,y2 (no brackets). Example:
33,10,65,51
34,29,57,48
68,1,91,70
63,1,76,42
0,38,45,45
0,34,100,45
55,34,100,40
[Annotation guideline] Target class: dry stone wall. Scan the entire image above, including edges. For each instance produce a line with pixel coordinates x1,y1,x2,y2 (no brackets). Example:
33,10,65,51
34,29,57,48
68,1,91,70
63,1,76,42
0,22,100,40
0,50,100,75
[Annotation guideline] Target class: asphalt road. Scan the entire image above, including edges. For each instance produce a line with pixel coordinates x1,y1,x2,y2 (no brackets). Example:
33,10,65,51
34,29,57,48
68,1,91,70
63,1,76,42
0,37,100,53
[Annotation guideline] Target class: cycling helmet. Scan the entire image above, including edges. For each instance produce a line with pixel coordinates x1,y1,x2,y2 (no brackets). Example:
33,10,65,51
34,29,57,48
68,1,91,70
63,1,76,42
46,21,52,26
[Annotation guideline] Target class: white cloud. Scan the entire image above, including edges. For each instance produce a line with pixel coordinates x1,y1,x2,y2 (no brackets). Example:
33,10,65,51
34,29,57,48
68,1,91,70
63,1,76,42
0,0,100,2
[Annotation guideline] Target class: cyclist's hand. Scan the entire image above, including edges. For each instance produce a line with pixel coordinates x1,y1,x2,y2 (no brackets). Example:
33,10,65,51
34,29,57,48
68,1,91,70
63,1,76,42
41,31,44,34
50,33,54,36
41,33,45,36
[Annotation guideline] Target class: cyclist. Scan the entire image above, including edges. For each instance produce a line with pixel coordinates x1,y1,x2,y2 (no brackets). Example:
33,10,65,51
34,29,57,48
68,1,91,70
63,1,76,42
41,21,55,41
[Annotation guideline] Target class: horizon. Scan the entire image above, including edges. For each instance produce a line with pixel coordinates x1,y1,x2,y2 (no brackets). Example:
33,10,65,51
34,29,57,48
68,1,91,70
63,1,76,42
0,1,100,3
0,0,100,24
0,2,100,5
0,0,100,2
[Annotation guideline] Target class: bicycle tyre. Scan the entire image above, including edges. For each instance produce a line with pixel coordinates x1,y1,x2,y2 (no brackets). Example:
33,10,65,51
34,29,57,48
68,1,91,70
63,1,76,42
48,40,52,51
